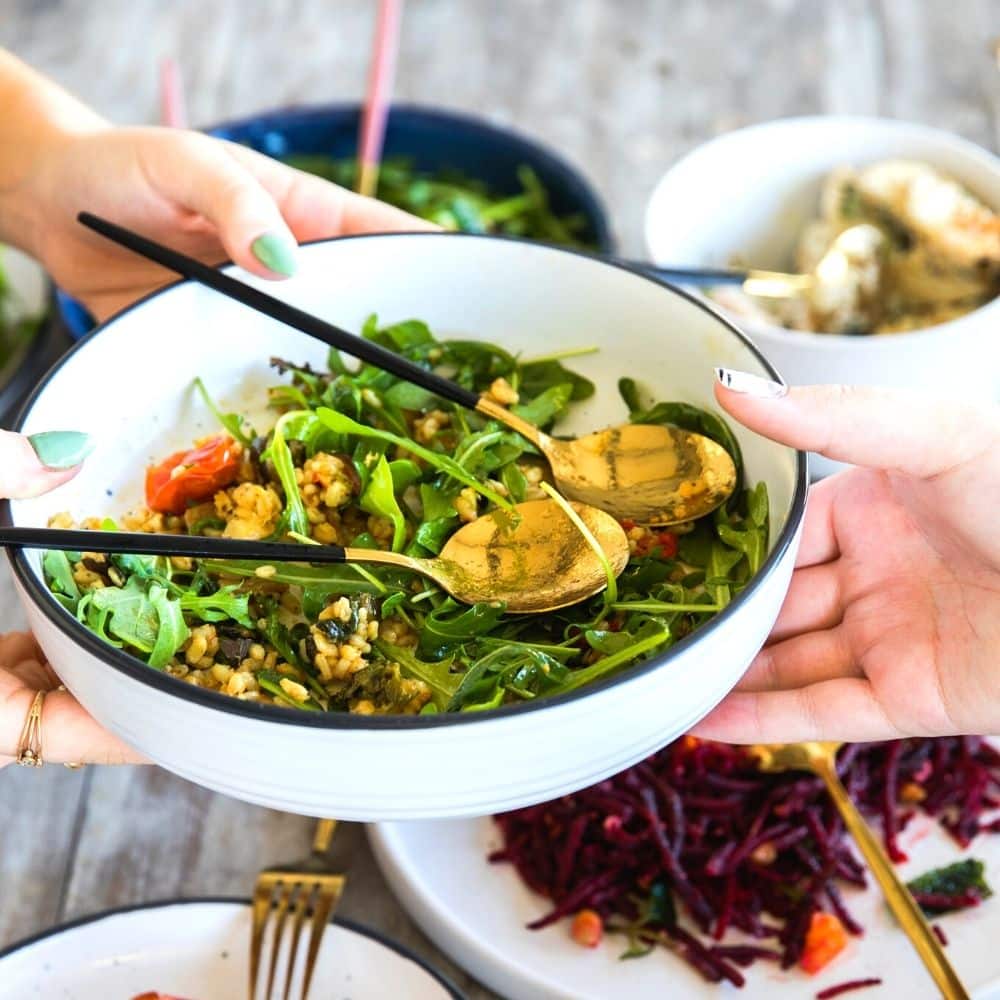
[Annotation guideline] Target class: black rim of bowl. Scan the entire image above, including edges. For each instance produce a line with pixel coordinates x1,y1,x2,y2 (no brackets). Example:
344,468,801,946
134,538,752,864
0,895,466,999
4,231,809,731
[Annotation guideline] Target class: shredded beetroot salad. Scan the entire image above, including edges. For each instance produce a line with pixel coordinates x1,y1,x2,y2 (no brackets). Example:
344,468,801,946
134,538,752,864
490,737,1000,989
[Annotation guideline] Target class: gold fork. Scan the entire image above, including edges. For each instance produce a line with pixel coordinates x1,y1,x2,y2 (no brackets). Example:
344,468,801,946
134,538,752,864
249,818,347,1000
750,742,969,1000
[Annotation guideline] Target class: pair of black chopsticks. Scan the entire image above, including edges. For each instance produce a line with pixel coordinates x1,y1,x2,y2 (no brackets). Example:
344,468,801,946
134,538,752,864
8,213,743,566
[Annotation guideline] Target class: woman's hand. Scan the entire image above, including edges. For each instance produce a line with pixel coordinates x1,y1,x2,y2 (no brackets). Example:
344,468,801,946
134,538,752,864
0,50,430,323
22,126,430,323
0,431,143,767
694,373,1000,744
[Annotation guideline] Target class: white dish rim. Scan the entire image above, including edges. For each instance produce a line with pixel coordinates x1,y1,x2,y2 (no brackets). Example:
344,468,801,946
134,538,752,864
0,894,465,998
1,231,808,731
643,113,1000,346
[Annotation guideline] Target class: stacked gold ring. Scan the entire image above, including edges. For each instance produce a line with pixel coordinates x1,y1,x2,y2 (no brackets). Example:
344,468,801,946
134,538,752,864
15,689,45,767
14,688,86,770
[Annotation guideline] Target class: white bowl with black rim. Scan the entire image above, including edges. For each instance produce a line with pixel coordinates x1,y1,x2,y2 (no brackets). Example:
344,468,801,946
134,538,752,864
3,233,807,819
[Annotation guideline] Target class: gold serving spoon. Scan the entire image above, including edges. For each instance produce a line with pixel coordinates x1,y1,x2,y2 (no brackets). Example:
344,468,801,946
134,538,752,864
3,498,628,614
77,213,738,527
750,742,969,1000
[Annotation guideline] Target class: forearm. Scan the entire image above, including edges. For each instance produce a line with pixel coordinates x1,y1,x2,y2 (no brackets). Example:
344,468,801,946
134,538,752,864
0,49,107,256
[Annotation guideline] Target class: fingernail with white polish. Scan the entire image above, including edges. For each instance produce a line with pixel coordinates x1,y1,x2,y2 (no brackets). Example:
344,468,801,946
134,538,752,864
28,431,95,469
715,368,788,398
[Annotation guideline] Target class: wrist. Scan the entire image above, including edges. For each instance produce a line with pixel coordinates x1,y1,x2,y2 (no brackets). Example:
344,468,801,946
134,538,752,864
0,51,108,259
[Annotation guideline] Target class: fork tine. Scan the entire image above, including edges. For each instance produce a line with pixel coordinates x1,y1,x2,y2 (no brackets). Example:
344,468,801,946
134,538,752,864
250,879,274,1000
265,880,296,1000
301,876,346,1000
282,883,313,1000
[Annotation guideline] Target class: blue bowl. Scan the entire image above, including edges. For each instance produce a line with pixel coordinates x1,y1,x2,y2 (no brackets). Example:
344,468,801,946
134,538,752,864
57,103,613,338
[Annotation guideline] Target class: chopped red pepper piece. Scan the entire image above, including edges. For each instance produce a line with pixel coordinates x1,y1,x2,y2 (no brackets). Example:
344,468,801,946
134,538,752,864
800,911,848,974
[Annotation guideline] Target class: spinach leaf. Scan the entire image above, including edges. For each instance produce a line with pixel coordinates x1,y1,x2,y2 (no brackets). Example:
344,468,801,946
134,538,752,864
519,359,594,402
512,383,574,428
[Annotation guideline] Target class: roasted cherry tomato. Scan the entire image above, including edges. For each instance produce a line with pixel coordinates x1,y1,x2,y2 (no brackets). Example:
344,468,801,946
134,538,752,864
145,436,241,514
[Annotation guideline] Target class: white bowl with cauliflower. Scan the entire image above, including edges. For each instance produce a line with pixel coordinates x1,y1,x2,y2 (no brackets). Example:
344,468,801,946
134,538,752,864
645,116,1000,477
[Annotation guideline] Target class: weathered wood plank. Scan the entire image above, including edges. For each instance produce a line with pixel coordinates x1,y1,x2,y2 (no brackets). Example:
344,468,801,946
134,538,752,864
0,766,88,945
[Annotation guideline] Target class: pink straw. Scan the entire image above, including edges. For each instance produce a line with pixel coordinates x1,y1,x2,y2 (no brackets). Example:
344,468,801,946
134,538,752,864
356,0,403,197
159,57,188,128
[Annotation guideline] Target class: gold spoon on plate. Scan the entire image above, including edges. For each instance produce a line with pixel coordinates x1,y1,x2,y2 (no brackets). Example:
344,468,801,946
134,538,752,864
77,212,738,528
750,741,969,1000
3,498,628,614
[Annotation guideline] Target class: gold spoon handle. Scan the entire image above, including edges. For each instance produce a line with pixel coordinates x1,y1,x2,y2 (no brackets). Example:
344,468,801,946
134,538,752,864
815,760,969,1000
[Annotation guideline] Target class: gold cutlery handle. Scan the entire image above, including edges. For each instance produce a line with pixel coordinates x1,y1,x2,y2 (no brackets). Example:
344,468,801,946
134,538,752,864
312,818,338,854
816,760,969,1000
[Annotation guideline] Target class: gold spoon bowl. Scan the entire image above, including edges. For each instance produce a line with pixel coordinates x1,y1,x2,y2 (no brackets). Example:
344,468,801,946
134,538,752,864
347,497,630,612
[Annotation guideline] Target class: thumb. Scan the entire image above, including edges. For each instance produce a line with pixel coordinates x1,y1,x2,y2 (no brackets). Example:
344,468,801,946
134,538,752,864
141,129,301,280
713,369,1000,478
0,430,92,498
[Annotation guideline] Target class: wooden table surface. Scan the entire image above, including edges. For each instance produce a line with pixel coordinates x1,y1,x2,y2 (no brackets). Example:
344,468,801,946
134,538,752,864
1,1,997,996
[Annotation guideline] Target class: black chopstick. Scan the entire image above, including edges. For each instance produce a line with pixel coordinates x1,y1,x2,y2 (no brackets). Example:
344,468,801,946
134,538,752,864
0,527,348,564
76,211,480,410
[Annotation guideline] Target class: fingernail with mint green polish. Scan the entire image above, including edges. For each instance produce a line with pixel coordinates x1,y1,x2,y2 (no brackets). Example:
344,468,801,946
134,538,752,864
714,367,788,399
251,231,298,277
28,431,95,469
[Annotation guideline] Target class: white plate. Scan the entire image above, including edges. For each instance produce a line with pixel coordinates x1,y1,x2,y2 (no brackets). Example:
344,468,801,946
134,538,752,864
370,814,1000,1000
0,898,461,999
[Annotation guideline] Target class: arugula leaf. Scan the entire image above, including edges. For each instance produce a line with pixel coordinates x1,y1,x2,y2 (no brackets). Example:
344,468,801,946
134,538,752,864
315,407,511,509
179,586,254,628
90,577,160,652
419,600,507,656
44,550,80,611
194,377,254,447
257,670,322,711
200,559,382,594
556,621,670,694
360,455,407,552
148,585,190,669
262,415,309,537
376,640,460,710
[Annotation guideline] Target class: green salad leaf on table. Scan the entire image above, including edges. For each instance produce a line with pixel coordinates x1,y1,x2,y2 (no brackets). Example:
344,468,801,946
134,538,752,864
43,315,769,716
